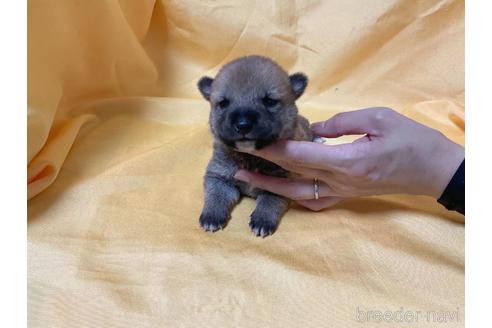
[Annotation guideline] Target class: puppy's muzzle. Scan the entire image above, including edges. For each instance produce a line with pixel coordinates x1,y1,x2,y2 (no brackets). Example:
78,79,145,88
231,109,259,135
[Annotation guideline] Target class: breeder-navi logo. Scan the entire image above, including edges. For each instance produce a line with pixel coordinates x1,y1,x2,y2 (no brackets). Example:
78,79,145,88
354,306,461,324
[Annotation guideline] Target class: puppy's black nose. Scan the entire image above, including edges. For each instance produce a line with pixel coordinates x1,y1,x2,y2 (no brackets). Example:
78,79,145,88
232,110,258,135
234,117,254,134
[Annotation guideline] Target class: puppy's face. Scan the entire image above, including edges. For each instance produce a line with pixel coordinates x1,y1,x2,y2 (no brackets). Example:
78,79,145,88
198,56,308,150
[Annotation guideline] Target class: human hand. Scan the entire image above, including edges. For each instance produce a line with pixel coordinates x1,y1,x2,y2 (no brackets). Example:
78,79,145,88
234,107,465,211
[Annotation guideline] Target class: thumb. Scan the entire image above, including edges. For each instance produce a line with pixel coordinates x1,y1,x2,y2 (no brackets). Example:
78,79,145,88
311,108,388,138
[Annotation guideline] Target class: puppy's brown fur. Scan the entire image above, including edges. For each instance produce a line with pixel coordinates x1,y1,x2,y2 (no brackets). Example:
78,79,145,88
197,55,312,237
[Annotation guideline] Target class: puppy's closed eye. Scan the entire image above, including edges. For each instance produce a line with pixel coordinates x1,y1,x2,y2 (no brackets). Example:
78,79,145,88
218,98,230,109
262,96,279,107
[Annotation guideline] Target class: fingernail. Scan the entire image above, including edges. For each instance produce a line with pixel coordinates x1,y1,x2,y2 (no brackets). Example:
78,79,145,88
234,170,250,182
310,123,321,132
233,145,255,154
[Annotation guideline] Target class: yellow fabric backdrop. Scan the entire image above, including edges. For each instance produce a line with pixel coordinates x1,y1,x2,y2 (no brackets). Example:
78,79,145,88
28,1,464,327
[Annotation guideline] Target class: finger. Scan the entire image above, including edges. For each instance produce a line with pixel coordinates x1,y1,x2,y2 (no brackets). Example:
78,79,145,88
352,134,372,144
297,197,344,211
234,170,338,199
247,140,357,170
276,161,331,179
311,107,392,137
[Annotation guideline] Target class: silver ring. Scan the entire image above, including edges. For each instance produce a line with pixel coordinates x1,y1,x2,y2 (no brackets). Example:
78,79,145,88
313,178,320,200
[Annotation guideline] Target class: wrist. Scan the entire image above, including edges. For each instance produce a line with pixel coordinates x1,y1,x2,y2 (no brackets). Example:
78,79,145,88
425,135,464,199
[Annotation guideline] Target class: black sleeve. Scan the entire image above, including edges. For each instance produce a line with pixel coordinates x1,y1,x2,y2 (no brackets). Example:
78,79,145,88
437,159,465,215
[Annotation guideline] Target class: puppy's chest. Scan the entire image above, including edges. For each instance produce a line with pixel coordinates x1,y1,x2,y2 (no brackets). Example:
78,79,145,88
233,153,286,177
232,153,287,198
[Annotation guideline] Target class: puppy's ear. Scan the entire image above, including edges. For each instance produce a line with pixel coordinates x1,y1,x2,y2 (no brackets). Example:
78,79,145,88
198,76,214,101
289,73,308,99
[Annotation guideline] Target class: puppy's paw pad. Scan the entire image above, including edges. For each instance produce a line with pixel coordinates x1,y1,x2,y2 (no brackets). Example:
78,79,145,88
199,213,226,232
249,219,277,238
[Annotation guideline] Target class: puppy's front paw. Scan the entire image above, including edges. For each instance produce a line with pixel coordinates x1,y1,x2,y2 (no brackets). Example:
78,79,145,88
199,213,227,232
249,215,277,238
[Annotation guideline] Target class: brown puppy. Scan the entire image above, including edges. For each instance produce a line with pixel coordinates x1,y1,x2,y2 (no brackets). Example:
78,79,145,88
197,55,312,237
